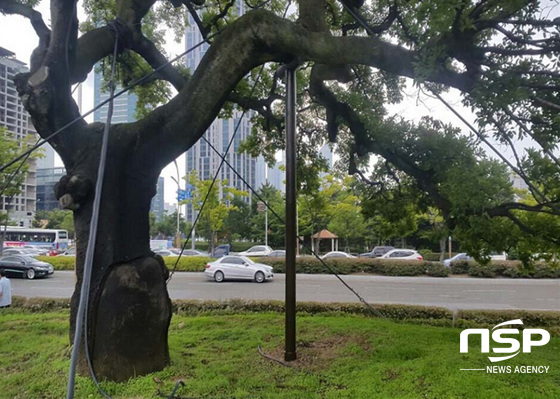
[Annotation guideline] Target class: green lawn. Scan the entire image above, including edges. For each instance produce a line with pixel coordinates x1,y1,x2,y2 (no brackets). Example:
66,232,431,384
0,311,558,398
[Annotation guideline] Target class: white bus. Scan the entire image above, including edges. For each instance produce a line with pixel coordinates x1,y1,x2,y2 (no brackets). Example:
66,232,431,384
0,226,69,253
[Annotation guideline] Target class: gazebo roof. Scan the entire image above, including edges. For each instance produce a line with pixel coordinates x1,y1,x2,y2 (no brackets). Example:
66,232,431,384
312,229,338,239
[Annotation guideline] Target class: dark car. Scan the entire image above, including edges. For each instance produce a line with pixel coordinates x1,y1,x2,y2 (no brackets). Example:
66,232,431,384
0,255,55,279
359,246,394,258
211,244,231,258
266,250,286,257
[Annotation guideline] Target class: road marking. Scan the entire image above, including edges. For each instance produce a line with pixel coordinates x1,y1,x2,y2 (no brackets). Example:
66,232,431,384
463,289,516,293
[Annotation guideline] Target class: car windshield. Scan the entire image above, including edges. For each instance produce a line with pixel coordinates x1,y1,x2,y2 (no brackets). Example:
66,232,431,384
21,256,38,262
240,256,254,264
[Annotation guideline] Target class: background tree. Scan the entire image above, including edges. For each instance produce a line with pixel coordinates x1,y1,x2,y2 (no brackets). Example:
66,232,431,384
1,0,558,381
0,127,36,249
183,171,247,254
34,209,75,237
149,210,188,238
417,208,449,261
223,197,251,243
249,183,285,247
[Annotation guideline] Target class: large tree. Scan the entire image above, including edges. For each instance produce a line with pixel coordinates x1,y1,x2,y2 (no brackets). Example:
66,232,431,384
1,0,558,381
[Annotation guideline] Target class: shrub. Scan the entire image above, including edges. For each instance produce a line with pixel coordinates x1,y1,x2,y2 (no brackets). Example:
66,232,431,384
259,257,435,277
10,297,560,334
533,262,560,278
468,262,496,278
36,255,212,272
450,260,470,274
425,262,450,277
456,309,560,329
163,256,212,272
36,254,560,278
372,260,426,276
173,299,454,321
463,260,560,279
36,256,75,270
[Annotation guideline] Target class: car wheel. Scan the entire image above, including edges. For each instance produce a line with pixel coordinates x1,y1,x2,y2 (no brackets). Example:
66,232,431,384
26,268,36,280
214,270,224,283
254,271,265,283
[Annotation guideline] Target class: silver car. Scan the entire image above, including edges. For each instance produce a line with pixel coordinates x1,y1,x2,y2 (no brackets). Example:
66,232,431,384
204,255,274,283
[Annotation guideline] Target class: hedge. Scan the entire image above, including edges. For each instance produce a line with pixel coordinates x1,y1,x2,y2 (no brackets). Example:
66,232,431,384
36,255,560,279
36,255,212,272
8,297,560,334
258,257,450,277
36,256,75,270
450,260,560,278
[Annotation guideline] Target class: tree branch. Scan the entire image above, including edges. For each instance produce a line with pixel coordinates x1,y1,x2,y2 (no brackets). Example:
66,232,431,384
130,34,187,91
308,64,453,216
0,0,50,44
228,91,283,131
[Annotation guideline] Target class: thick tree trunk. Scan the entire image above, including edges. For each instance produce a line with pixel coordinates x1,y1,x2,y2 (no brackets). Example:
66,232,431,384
58,125,172,382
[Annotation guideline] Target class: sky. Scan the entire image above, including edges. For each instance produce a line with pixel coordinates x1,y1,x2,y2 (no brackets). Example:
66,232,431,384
0,1,558,205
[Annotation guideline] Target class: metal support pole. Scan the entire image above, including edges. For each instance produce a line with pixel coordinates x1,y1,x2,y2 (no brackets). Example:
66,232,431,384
173,160,185,249
192,209,196,250
284,66,297,361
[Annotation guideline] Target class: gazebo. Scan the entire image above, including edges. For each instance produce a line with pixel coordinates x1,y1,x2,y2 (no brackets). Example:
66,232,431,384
312,229,339,253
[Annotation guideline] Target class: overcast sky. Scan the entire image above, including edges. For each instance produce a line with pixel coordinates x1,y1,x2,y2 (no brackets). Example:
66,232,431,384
0,1,558,205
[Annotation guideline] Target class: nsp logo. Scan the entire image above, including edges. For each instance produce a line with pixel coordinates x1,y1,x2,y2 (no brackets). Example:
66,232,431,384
460,319,550,362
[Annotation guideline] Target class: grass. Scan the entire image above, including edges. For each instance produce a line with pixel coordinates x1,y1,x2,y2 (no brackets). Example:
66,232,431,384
0,311,559,398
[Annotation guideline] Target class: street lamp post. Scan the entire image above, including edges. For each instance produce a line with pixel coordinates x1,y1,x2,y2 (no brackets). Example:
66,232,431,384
171,160,182,248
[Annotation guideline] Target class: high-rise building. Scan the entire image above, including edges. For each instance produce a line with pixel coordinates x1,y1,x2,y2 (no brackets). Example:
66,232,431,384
256,155,286,193
93,71,138,124
185,2,260,221
0,46,37,227
36,167,66,211
151,176,165,221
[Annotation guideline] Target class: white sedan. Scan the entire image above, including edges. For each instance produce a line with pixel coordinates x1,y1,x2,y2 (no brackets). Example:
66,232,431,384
380,249,423,261
237,245,273,257
320,251,357,260
204,256,274,283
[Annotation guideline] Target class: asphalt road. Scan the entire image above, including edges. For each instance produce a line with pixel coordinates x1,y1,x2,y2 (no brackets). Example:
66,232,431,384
9,271,560,311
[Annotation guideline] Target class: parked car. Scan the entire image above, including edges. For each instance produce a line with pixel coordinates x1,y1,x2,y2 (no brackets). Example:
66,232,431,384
179,249,209,257
266,250,286,257
0,255,54,279
443,253,472,267
204,256,274,283
320,251,357,260
59,247,76,256
212,244,231,258
359,246,394,258
490,252,507,261
380,249,423,261
1,248,40,257
23,245,50,256
155,249,179,257
163,249,209,257
237,245,273,257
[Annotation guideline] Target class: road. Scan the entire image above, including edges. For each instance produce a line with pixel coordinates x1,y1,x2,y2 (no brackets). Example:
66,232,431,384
10,271,560,311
